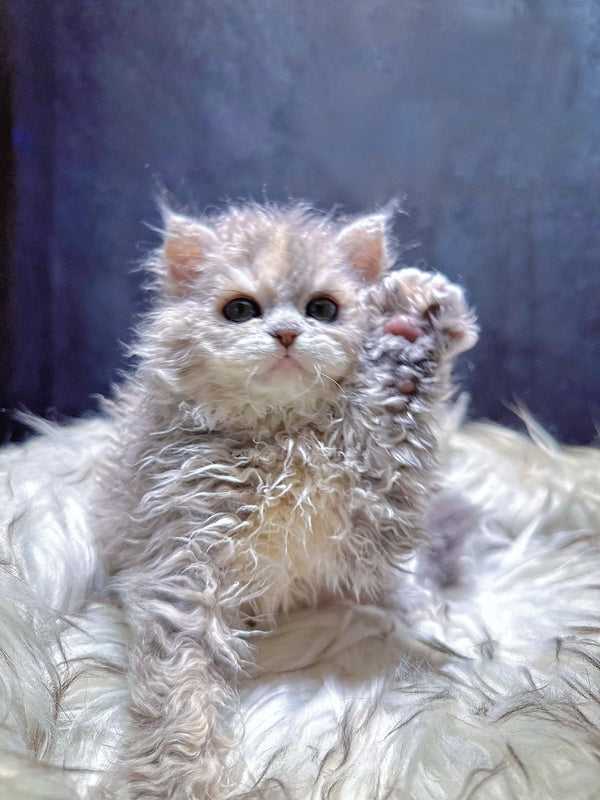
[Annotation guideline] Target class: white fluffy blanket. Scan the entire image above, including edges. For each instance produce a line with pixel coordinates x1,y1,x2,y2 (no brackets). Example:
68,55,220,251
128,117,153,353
1,413,599,800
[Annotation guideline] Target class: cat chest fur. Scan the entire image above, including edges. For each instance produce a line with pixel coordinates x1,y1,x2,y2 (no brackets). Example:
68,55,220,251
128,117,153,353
224,429,373,615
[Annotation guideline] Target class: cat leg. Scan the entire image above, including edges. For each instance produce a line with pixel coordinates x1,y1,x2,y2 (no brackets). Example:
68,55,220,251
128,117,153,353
340,268,478,568
112,578,250,800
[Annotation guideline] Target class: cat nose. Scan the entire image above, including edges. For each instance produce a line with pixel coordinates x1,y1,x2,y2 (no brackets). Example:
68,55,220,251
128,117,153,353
272,330,299,349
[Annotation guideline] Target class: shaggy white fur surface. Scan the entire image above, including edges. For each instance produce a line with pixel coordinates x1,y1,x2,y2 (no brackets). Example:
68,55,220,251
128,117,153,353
1,412,599,800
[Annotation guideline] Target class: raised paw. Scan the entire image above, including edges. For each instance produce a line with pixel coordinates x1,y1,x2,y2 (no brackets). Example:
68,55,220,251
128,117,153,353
361,268,478,400
374,268,478,358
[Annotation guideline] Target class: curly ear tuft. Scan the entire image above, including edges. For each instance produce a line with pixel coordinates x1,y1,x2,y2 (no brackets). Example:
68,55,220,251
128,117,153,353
336,212,393,282
160,207,219,291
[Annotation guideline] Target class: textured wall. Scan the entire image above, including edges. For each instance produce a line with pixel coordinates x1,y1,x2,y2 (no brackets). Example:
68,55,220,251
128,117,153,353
3,0,600,443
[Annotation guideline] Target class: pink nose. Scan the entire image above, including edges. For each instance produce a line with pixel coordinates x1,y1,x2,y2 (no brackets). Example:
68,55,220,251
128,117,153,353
273,330,298,348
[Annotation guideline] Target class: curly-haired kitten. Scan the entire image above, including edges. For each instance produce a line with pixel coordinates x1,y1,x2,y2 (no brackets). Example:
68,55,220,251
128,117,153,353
97,203,477,799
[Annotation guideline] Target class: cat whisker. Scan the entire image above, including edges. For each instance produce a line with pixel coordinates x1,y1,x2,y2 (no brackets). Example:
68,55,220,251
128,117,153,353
293,373,321,400
244,366,268,415
315,366,343,393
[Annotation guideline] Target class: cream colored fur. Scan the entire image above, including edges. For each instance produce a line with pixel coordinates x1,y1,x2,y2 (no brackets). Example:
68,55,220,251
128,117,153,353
92,203,476,798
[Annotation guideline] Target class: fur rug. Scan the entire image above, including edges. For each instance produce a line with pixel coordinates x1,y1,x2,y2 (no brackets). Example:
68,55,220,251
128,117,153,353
1,410,599,800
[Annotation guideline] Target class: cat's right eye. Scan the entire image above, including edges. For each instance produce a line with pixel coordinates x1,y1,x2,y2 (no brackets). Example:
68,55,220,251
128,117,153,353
222,297,262,323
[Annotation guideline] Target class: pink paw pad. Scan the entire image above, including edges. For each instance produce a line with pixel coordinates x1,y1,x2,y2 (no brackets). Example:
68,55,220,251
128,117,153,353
383,314,426,342
397,379,417,394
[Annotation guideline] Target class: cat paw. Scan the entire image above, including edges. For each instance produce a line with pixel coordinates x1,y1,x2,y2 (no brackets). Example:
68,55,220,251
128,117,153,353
362,268,477,398
372,268,478,358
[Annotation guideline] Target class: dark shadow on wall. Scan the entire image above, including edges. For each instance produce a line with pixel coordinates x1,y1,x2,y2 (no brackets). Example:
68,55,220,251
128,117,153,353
0,4,15,442
1,2,58,444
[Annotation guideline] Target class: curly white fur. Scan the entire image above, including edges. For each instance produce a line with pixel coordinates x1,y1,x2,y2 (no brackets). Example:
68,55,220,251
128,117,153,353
4,203,599,800
91,203,476,799
2,414,600,799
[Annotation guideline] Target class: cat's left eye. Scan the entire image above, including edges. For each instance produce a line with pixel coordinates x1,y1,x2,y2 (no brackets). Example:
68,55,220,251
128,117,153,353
222,297,261,323
306,296,339,323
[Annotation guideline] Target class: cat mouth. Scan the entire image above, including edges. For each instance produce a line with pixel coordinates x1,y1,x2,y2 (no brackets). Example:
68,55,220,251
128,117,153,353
263,352,308,377
275,353,303,369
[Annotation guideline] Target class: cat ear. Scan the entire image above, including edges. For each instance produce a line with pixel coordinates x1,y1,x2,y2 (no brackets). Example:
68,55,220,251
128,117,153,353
161,210,219,290
336,213,391,283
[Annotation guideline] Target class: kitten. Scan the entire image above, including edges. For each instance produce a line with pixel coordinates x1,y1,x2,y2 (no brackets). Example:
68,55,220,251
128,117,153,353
96,203,477,799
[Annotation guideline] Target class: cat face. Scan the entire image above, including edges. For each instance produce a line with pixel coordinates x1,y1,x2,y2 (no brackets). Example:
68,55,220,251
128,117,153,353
145,205,392,423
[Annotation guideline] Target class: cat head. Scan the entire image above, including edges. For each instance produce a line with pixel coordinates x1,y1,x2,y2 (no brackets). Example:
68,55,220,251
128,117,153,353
140,203,395,426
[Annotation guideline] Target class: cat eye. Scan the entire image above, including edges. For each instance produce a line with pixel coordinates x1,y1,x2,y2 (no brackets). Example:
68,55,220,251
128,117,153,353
222,297,261,323
306,296,339,323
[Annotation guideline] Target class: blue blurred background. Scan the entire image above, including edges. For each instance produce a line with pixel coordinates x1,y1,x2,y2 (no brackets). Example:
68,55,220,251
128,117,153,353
1,0,599,444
